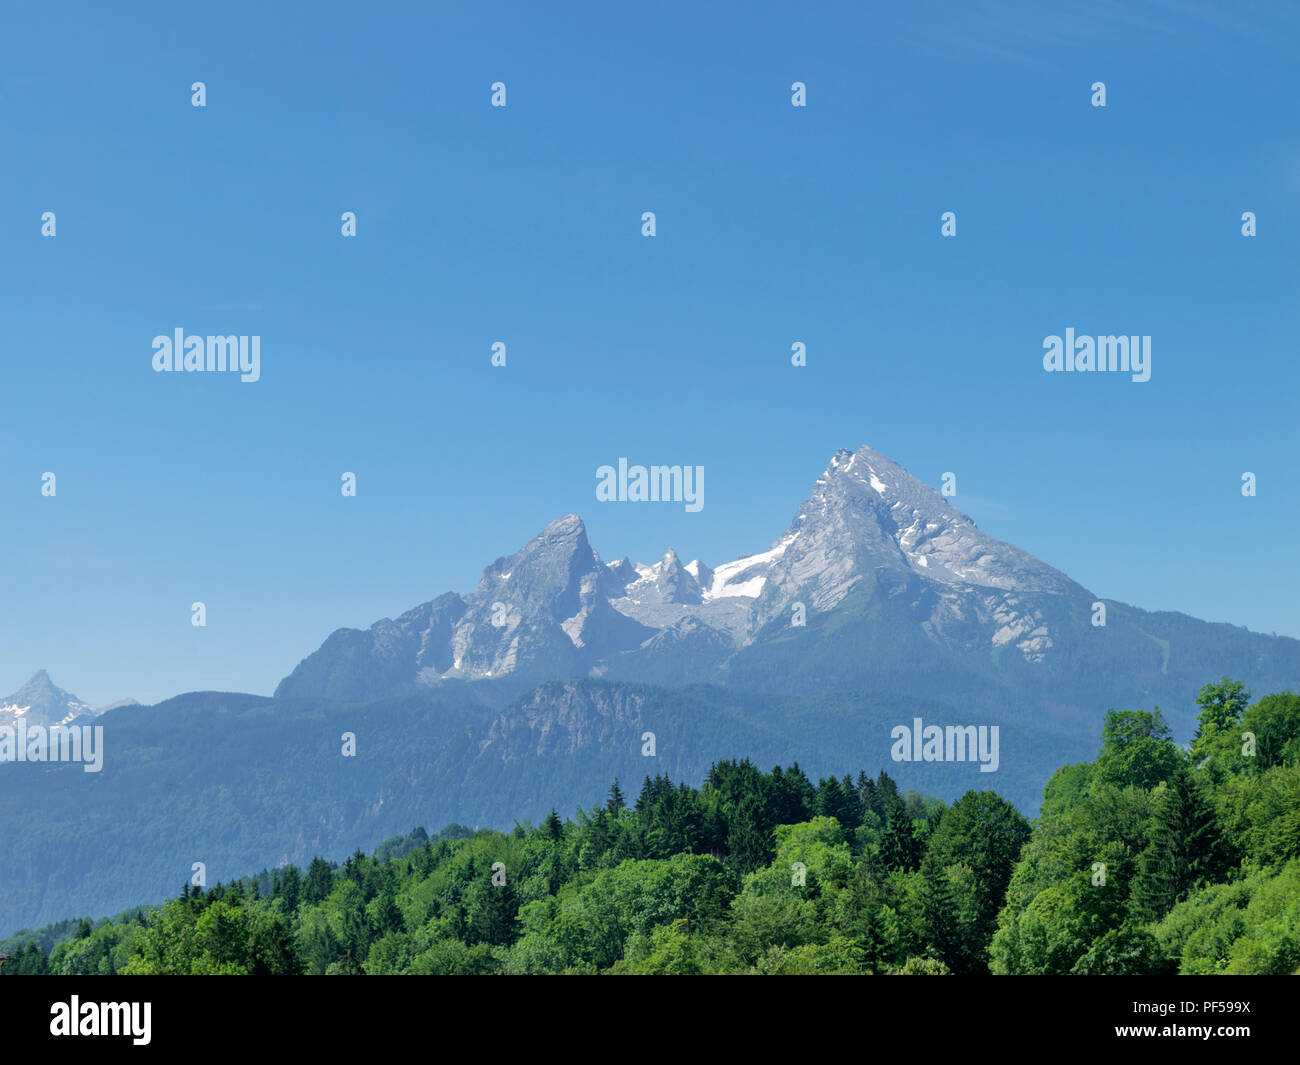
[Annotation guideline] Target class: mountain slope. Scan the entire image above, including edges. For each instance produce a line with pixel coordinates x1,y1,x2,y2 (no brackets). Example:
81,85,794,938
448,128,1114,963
0,679,1017,933
273,445,1300,733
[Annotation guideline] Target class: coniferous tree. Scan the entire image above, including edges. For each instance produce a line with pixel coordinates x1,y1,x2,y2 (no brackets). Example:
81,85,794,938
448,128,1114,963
542,808,564,841
464,873,517,947
919,851,959,971
881,802,918,872
814,776,848,825
768,764,815,827
1130,781,1187,922
1178,772,1232,889
1129,772,1225,923
606,778,626,815
839,774,865,831
372,883,405,936
303,857,334,905
856,771,880,830
725,795,771,874
278,865,302,913
875,770,899,817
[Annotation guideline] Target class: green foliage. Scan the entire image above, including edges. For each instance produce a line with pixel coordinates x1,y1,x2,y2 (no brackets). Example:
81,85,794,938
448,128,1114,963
1094,709,1183,791
993,681,1300,975
2,941,52,974
923,790,1031,973
1039,763,1092,819
892,955,950,975
122,896,300,975
1191,678,1251,765
1155,861,1300,974
1244,692,1300,771
8,679,1297,976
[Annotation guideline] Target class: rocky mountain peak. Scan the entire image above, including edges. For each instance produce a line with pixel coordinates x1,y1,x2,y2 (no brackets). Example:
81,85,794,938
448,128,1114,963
0,672,100,730
276,444,1098,699
782,444,1079,594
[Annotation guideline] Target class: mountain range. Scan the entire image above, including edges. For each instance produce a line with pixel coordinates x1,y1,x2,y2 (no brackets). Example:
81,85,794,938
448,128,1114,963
276,444,1296,721
276,446,1093,699
2,444,1297,934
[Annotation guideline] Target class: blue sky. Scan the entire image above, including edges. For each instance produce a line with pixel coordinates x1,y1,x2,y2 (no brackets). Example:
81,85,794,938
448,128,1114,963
2,1,1298,704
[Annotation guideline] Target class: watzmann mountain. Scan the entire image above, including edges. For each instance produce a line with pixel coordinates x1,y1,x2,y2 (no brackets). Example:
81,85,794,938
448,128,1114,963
275,445,1297,717
276,446,1066,697
3,445,1298,934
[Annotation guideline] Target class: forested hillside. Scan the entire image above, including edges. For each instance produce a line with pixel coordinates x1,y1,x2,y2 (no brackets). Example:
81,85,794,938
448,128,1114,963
4,679,1296,976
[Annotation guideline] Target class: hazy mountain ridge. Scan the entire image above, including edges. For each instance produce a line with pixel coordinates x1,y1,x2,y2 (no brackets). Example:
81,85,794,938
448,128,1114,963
0,679,1001,932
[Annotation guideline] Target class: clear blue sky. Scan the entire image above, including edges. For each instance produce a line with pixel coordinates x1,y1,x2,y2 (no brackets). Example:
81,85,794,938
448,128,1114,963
2,1,1297,705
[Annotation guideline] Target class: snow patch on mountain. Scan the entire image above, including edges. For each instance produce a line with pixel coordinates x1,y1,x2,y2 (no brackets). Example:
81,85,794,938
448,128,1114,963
702,534,797,601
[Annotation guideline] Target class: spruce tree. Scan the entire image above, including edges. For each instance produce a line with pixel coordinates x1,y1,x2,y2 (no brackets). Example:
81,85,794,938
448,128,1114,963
725,796,771,874
881,803,918,872
840,774,865,831
542,808,564,841
919,851,959,971
606,778,626,815
1129,781,1186,922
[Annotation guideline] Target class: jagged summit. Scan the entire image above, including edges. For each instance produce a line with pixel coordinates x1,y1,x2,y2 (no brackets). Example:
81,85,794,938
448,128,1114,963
0,671,97,729
759,444,1080,618
20,669,58,694
275,444,1103,698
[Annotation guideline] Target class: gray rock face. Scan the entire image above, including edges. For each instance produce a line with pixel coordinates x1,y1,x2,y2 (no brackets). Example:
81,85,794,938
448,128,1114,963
277,515,657,699
749,446,1087,661
273,443,1293,703
763,447,1077,605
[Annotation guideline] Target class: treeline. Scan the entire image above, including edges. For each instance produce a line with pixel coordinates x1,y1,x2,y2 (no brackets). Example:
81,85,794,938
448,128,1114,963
991,680,1300,974
3,679,1297,975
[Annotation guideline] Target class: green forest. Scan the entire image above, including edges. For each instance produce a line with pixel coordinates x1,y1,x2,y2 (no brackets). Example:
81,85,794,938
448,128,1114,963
3,679,1297,976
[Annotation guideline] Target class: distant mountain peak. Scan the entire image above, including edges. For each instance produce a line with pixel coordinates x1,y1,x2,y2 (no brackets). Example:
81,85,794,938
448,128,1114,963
13,670,67,699
0,672,99,729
